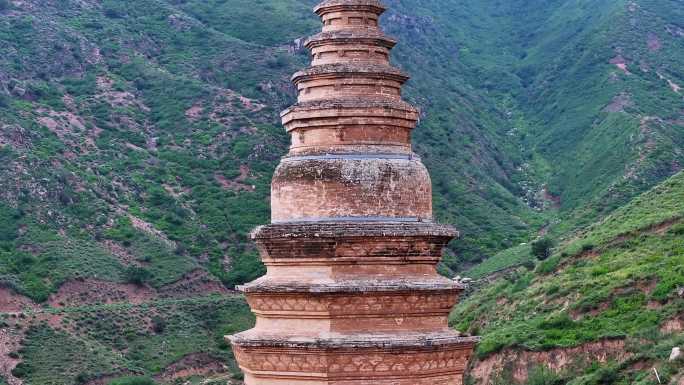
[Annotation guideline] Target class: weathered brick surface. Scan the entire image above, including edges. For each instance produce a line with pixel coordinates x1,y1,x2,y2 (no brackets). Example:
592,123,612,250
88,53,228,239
229,0,476,383
271,158,432,222
231,333,476,384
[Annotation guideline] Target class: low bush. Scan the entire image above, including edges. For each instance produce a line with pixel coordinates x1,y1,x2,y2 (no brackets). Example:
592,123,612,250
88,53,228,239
532,238,555,260
124,266,152,285
108,377,156,385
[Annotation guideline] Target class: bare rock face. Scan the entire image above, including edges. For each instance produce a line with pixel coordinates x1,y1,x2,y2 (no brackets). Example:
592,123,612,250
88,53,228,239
227,1,477,384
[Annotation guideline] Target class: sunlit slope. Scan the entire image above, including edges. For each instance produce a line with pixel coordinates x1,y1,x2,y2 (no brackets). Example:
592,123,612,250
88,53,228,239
452,171,684,384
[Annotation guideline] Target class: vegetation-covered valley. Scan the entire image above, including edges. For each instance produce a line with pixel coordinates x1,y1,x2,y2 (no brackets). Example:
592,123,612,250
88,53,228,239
0,0,682,383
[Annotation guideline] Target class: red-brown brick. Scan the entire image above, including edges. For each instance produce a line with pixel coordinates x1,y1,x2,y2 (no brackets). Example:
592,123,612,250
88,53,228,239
228,1,477,383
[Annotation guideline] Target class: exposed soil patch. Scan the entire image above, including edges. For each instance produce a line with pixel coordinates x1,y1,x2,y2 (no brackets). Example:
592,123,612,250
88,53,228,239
47,279,156,308
604,93,633,113
609,216,681,246
610,55,631,75
541,186,561,209
35,108,94,152
0,287,37,314
209,89,264,127
635,279,658,294
661,313,684,334
0,327,24,385
185,104,204,120
96,76,149,111
125,213,176,248
237,94,265,112
0,125,29,150
163,184,190,199
647,33,662,51
657,72,681,93
471,339,629,384
626,116,661,179
101,240,141,266
155,353,229,382
570,301,610,321
159,269,231,299
214,165,255,192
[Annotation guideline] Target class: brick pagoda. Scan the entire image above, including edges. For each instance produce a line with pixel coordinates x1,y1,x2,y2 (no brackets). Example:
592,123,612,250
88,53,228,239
228,1,478,384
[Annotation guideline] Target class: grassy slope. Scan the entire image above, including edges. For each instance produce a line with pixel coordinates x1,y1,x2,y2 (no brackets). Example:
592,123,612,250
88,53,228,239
0,0,541,383
458,0,684,279
522,0,684,225
0,0,546,303
5,295,253,384
0,0,683,383
452,171,684,384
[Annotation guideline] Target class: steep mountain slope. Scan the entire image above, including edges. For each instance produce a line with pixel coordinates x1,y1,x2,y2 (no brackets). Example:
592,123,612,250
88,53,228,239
449,0,684,278
452,171,684,384
0,0,543,300
0,0,682,383
520,0,684,230
435,0,684,232
0,0,538,383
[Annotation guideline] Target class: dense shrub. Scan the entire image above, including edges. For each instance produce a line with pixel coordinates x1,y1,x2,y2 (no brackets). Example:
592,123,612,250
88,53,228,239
532,238,555,260
124,266,152,285
11,363,31,378
151,315,166,333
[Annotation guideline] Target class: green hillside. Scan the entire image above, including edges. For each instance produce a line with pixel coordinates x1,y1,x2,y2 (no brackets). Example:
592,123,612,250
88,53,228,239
452,172,684,384
0,0,683,383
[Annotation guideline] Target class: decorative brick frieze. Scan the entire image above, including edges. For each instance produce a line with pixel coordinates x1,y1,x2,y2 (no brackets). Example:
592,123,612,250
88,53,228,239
231,333,477,383
250,222,455,265
246,291,459,316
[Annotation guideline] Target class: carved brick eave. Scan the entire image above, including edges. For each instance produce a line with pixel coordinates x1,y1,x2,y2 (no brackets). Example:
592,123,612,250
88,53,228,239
228,333,478,384
314,0,388,16
292,63,409,84
237,278,465,294
229,331,480,349
305,31,397,49
251,222,458,240
281,98,418,117
249,222,458,265
282,101,418,125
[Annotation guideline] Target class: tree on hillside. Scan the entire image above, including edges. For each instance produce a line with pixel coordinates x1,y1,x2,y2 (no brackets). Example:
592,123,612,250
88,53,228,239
531,238,555,260
124,266,152,286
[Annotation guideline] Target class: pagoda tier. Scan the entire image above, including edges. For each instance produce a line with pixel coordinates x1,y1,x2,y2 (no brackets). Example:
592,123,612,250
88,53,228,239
228,1,477,384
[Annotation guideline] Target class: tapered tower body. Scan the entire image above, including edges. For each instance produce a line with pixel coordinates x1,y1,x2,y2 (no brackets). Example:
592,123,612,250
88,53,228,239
228,1,478,384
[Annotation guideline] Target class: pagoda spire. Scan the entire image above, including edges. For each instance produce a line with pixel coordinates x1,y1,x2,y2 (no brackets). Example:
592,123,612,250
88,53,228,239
228,1,478,383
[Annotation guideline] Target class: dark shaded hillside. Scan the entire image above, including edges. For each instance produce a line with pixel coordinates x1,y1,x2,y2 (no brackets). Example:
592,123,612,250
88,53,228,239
452,171,684,384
